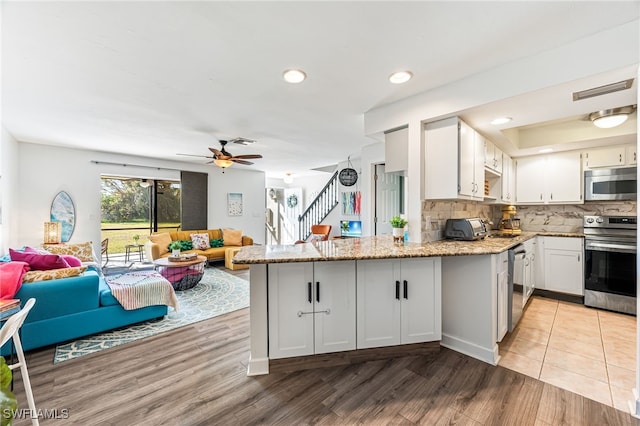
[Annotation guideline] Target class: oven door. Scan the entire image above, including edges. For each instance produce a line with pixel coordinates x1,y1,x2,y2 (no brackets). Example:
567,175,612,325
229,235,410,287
584,238,636,298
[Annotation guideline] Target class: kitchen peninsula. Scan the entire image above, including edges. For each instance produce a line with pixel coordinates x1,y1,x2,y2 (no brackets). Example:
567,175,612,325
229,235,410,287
233,234,556,375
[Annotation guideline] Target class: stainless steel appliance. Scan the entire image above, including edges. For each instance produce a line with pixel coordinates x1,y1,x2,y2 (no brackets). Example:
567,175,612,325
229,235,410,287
584,167,636,201
508,244,525,331
444,218,488,241
584,215,636,315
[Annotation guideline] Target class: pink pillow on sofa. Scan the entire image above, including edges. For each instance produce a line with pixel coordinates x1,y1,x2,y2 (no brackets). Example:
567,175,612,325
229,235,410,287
9,248,70,271
61,255,82,267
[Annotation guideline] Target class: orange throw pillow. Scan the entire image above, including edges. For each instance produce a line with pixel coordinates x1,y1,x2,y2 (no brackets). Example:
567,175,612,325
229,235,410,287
222,229,242,246
148,233,172,255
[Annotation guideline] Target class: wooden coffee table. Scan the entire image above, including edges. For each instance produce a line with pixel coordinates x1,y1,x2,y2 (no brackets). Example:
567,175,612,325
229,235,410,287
153,255,207,290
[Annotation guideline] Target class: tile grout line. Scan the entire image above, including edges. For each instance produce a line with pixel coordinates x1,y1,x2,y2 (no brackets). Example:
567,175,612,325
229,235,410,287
598,310,616,409
538,300,559,380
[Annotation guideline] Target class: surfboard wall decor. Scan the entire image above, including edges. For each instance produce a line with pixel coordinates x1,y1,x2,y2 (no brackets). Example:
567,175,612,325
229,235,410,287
50,191,76,242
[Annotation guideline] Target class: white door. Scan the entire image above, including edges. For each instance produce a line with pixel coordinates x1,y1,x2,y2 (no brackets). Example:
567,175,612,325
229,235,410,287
496,256,509,342
458,121,475,198
515,156,546,203
268,262,315,359
357,259,401,348
544,249,584,295
375,164,403,236
399,258,440,344
501,156,514,203
314,261,356,354
585,146,626,168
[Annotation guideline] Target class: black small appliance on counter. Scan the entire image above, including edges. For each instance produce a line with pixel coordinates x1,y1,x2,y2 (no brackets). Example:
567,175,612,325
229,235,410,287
444,218,488,241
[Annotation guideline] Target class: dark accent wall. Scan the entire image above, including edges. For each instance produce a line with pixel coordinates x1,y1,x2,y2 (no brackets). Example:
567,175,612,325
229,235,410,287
180,171,208,230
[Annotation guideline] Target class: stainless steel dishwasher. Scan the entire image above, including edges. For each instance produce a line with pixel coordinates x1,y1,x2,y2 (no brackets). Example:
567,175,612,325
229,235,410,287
508,244,526,332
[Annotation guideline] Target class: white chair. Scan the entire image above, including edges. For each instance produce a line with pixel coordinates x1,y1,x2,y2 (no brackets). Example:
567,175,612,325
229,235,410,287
0,298,39,426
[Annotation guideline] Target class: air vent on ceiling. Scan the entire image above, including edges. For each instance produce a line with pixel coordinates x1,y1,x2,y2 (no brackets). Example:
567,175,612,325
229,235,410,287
572,79,634,101
230,137,256,145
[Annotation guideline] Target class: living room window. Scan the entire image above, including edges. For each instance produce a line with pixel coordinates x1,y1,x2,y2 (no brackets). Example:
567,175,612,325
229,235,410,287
100,176,181,256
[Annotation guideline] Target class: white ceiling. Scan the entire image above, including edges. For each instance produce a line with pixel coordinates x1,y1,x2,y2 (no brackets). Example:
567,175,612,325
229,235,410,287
2,1,639,178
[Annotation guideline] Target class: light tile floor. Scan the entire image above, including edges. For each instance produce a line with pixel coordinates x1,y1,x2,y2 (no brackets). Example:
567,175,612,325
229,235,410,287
498,296,636,411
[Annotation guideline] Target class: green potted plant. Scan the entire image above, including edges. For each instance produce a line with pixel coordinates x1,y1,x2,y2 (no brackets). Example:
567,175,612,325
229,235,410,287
390,215,408,243
132,234,140,245
168,241,182,257
0,357,17,426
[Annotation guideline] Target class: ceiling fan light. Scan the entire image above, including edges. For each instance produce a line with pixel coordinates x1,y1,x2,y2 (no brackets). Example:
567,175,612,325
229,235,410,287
283,69,306,84
214,159,234,168
589,105,636,129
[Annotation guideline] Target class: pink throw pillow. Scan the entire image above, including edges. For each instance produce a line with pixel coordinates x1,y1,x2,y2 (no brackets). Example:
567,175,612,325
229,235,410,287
9,248,70,271
61,255,82,267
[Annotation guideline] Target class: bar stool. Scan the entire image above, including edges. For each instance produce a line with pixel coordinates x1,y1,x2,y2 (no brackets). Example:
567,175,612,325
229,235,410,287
0,298,39,426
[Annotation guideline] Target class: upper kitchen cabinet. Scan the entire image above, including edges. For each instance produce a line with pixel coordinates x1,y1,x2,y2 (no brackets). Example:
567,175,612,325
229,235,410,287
583,144,637,169
424,117,483,200
384,126,408,173
501,155,516,204
515,151,583,204
484,139,503,174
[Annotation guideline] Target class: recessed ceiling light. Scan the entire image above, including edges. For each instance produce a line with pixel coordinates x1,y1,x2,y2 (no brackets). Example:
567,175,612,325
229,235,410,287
283,69,306,84
490,117,512,125
283,173,294,184
389,71,413,84
538,148,553,154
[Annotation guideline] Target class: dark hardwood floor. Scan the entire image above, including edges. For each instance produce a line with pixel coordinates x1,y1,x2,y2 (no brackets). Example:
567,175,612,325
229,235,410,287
8,265,640,425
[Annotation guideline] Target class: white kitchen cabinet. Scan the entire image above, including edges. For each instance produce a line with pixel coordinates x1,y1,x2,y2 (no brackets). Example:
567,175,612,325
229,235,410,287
584,146,626,168
523,238,537,306
627,144,637,165
543,237,584,296
384,126,408,173
501,155,515,204
484,139,503,174
268,261,356,359
496,251,509,342
515,151,582,204
424,117,483,200
356,258,441,349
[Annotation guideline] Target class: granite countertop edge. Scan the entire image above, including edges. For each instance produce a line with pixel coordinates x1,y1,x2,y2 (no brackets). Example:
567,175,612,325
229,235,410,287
232,231,584,264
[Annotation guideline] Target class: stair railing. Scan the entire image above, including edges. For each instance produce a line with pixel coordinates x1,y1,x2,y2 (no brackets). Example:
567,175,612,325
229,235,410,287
298,171,339,241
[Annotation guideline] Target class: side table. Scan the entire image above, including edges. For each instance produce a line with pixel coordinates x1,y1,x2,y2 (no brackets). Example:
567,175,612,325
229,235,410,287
125,244,144,262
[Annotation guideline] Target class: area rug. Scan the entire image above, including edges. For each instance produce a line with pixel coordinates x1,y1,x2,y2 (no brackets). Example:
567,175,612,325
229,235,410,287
53,267,249,363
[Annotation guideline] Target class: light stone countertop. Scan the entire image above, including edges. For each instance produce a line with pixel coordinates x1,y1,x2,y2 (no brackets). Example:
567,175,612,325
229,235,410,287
232,232,584,264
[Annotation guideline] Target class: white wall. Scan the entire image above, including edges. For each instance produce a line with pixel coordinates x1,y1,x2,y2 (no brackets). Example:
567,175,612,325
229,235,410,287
0,127,19,254
9,142,265,255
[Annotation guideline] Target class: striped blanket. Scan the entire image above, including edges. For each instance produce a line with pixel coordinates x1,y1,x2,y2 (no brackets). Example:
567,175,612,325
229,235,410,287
105,270,179,312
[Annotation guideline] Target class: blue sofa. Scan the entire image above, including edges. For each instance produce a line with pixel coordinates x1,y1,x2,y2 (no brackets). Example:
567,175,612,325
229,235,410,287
1,270,168,355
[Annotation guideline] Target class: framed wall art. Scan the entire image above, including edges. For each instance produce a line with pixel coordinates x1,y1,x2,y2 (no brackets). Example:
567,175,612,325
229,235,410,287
227,192,243,216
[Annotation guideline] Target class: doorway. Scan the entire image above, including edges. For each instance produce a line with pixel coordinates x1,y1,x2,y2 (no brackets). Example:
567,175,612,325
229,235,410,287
374,164,404,235
100,176,181,257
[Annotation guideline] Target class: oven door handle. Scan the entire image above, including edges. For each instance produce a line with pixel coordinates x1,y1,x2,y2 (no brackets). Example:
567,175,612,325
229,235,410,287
586,242,637,254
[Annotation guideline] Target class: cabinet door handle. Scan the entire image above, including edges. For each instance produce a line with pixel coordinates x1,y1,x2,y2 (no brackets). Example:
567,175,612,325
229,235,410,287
308,282,312,304
620,153,623,163
395,281,400,300
403,280,408,299
550,193,553,200
316,281,320,303
540,193,543,200
577,255,580,262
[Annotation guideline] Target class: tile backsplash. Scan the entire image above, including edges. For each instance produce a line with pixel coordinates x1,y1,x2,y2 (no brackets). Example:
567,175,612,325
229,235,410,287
421,200,637,241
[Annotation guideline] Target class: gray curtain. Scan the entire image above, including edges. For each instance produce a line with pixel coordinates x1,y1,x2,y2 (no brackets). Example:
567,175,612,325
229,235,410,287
180,171,208,230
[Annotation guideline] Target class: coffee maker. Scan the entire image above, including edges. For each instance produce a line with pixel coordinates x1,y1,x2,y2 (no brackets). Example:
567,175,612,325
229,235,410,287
499,205,521,235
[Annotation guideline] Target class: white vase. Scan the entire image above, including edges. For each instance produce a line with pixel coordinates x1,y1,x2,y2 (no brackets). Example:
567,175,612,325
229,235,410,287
172,249,181,257
392,227,404,244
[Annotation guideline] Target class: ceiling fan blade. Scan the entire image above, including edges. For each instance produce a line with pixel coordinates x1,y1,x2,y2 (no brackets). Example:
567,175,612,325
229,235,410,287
177,153,214,158
232,154,263,159
208,147,223,157
230,158,254,165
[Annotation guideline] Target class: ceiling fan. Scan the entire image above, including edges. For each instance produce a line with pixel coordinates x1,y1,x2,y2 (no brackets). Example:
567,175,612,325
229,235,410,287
178,139,262,171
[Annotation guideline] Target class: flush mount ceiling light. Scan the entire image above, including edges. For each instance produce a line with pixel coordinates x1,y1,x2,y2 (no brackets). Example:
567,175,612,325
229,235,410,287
538,148,554,154
389,71,413,84
140,179,151,188
283,173,294,184
589,105,636,129
283,69,306,84
490,117,512,125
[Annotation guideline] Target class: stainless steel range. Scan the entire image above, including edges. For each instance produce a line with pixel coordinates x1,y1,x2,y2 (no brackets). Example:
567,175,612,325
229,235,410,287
584,215,636,315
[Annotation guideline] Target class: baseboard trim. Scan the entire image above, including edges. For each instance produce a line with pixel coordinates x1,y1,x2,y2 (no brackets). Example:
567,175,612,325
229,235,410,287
441,333,499,366
533,289,583,305
247,356,269,376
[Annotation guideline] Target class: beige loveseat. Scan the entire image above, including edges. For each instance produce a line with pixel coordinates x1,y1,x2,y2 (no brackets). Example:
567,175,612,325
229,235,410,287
145,229,253,262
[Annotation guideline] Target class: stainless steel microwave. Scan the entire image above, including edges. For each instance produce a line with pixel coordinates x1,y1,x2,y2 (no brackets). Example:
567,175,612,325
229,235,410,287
584,167,636,201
